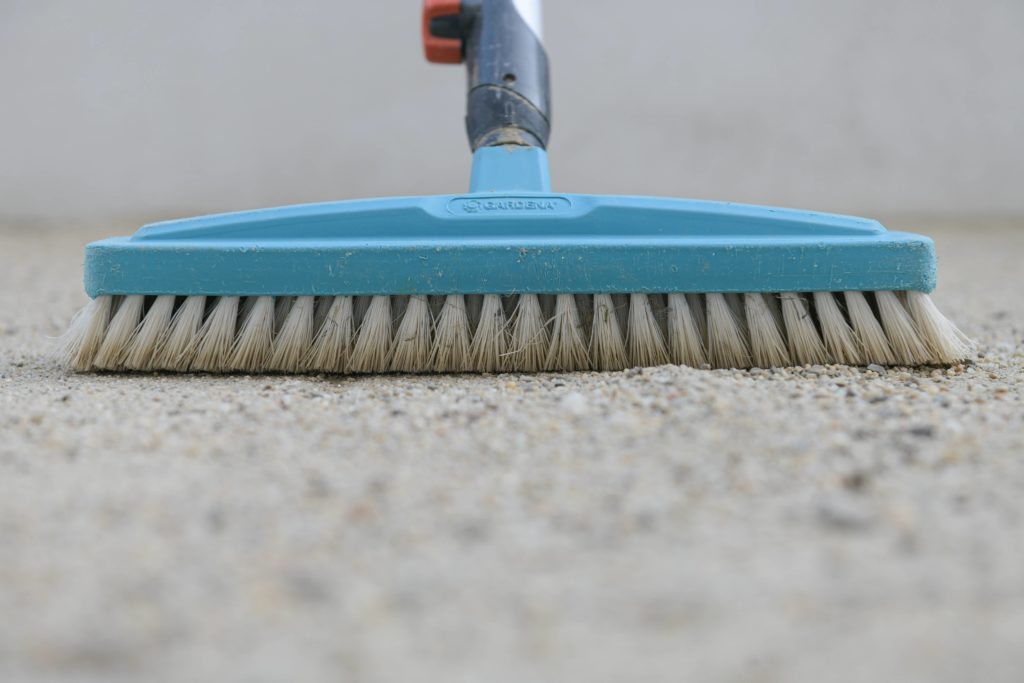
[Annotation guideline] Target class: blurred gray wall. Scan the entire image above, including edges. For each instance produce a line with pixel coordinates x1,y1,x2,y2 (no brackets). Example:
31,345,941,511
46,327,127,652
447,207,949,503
1,0,1021,220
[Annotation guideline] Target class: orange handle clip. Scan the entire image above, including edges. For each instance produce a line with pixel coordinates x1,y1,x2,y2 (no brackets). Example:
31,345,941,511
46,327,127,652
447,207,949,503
423,0,463,64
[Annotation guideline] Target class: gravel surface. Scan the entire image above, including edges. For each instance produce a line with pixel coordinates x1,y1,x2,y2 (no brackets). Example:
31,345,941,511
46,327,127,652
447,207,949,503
1,220,1022,682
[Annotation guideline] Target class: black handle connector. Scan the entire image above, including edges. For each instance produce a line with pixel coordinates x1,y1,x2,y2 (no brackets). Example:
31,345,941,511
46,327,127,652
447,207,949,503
440,0,551,151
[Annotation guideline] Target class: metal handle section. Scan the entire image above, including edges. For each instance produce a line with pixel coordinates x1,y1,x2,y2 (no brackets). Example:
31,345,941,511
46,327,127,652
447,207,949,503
511,0,543,40
424,0,551,151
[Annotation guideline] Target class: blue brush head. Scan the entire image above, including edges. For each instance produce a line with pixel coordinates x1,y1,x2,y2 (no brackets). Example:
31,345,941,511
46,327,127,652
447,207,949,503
84,146,935,298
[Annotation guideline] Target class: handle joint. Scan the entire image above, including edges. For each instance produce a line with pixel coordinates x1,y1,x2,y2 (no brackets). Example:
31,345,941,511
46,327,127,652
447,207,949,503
424,0,551,151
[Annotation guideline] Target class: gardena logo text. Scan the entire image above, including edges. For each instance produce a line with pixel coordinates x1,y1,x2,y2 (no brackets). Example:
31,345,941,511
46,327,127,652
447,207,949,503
462,199,557,213
448,196,572,215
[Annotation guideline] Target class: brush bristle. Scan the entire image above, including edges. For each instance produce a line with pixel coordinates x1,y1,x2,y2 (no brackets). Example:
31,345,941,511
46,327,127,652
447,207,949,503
781,292,827,366
667,293,707,368
904,290,974,363
268,295,313,372
589,294,628,371
58,289,973,374
813,291,861,365
468,294,508,372
350,295,393,373
509,294,549,372
844,291,897,365
58,295,113,371
546,294,589,371
430,294,472,372
231,296,275,372
122,295,175,371
192,296,240,372
875,291,931,365
305,296,354,373
744,293,789,368
706,293,751,369
390,295,432,373
627,293,669,367
152,295,206,371
93,294,144,370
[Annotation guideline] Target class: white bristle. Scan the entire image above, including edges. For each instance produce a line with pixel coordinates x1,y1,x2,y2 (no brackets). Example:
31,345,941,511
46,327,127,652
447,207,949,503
312,296,333,333
61,287,972,374
390,295,432,373
546,293,590,371
843,291,896,365
780,292,827,365
465,294,483,333
391,295,409,332
904,291,973,363
875,291,930,365
59,295,113,371
706,293,750,369
305,296,354,372
192,296,240,372
725,293,748,338
627,293,669,367
612,293,630,334
268,295,314,372
589,294,628,371
274,296,294,334
238,295,258,324
351,296,371,328
686,294,707,344
509,294,549,372
501,295,518,320
152,295,206,371
649,293,670,339
813,292,861,365
469,294,508,372
428,295,446,320
430,294,472,372
123,295,176,371
93,295,145,370
744,293,790,368
575,294,594,339
350,295,393,373
230,296,275,372
666,293,707,367
763,293,785,331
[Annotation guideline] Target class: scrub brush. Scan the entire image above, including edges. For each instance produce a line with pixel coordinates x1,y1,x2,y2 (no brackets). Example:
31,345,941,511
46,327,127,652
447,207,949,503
58,0,973,374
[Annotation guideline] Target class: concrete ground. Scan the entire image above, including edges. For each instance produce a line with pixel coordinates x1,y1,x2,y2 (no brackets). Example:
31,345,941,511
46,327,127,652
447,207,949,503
0,219,1022,683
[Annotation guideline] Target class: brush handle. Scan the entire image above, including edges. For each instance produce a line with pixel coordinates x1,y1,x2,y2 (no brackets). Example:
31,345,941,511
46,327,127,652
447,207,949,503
423,0,551,150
